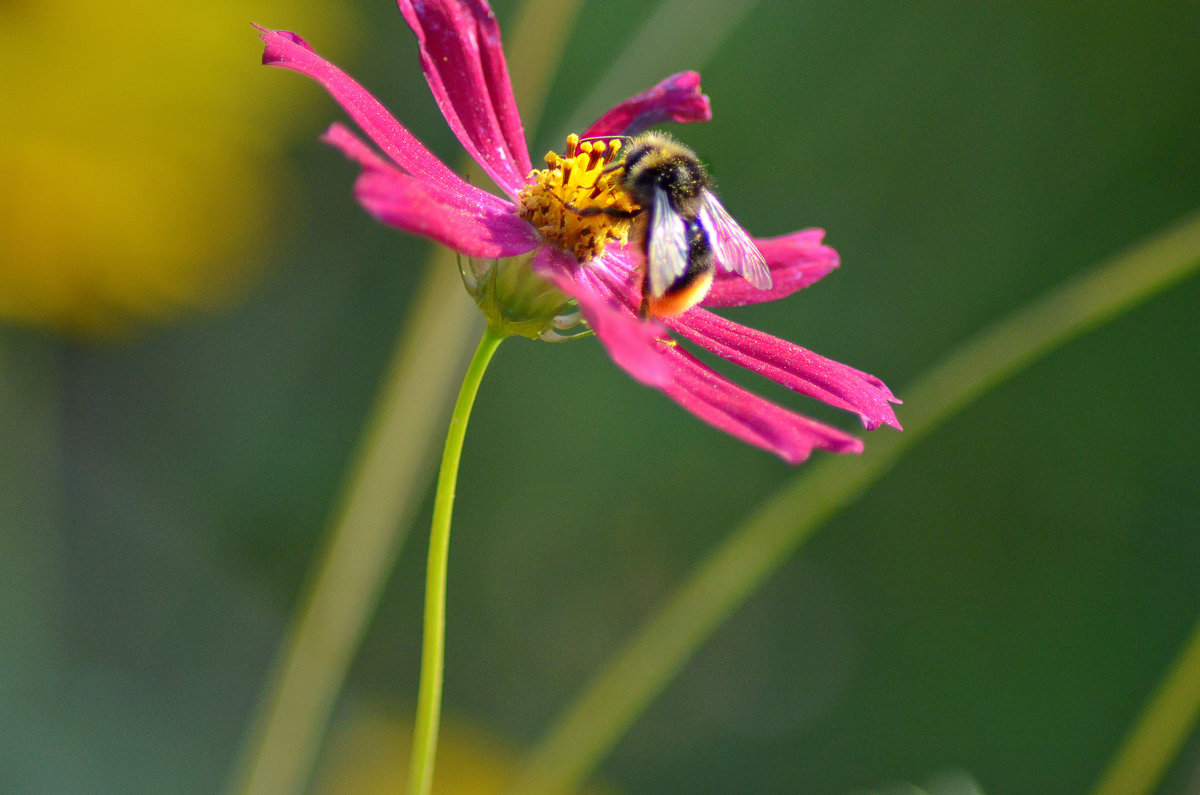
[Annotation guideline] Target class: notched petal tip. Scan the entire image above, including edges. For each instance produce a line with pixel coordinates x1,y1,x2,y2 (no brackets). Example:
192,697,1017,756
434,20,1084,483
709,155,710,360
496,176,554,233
670,308,902,433
255,30,472,191
257,27,314,66
661,345,867,465
584,71,713,139
396,0,531,195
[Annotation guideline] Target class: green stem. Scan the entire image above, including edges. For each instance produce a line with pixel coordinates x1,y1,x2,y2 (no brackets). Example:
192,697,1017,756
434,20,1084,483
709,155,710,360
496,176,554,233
227,258,481,795
229,3,582,790
509,210,1200,795
1089,610,1200,795
408,324,506,795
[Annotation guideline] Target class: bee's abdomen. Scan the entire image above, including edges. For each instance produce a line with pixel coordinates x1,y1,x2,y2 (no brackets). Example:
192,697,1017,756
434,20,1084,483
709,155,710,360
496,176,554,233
643,219,715,318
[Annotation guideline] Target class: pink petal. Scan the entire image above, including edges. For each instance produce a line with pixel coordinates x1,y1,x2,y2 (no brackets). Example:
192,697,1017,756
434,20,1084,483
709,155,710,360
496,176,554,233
353,162,542,259
668,309,902,430
322,123,512,217
396,0,531,197
552,252,888,461
661,345,863,464
257,27,471,199
583,71,713,139
533,249,671,388
703,228,840,307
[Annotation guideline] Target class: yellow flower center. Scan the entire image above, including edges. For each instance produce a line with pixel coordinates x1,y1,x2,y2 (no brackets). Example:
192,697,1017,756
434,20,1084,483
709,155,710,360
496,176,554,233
516,134,640,262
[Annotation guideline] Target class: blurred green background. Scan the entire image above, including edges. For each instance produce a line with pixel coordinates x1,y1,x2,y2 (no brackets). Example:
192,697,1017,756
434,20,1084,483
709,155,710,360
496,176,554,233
2,1,1198,793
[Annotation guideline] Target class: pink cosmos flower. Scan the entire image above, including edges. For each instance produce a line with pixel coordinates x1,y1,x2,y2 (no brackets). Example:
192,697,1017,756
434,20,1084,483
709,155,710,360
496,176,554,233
256,0,900,464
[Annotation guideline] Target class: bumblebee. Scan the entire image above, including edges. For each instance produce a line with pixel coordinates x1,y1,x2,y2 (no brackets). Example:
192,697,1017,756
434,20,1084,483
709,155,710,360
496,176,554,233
613,132,772,318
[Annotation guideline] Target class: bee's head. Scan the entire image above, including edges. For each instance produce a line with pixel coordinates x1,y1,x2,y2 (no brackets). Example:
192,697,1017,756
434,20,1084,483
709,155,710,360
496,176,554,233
620,132,711,213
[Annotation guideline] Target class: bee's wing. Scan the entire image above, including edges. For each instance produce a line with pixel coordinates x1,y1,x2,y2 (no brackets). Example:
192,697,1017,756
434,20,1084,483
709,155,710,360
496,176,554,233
646,187,690,297
699,191,772,290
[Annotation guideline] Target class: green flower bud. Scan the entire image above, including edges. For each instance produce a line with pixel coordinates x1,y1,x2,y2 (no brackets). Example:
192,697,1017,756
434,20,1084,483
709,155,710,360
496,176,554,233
459,252,589,341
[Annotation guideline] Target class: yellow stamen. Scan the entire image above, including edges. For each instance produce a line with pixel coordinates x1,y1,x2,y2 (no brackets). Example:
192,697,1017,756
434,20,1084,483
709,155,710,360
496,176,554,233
516,134,640,262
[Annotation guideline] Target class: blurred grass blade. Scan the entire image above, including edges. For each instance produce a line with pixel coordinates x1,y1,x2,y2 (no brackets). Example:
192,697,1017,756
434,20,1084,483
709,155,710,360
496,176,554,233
560,0,761,138
1089,609,1200,795
510,209,1200,795
229,256,481,795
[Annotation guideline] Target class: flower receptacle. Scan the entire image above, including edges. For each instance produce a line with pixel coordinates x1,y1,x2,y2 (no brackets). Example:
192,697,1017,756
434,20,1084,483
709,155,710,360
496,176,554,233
459,252,585,341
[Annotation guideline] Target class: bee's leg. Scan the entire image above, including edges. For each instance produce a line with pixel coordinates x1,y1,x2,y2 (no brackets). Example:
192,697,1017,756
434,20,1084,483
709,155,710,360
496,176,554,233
638,264,652,319
561,203,604,216
561,202,640,219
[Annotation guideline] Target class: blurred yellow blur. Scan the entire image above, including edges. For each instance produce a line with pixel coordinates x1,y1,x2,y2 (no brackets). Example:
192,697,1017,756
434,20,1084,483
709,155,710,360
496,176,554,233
314,707,614,795
0,0,352,336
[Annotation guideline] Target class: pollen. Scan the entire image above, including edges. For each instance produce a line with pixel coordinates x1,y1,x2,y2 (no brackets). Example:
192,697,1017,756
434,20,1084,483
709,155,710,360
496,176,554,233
516,134,640,262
